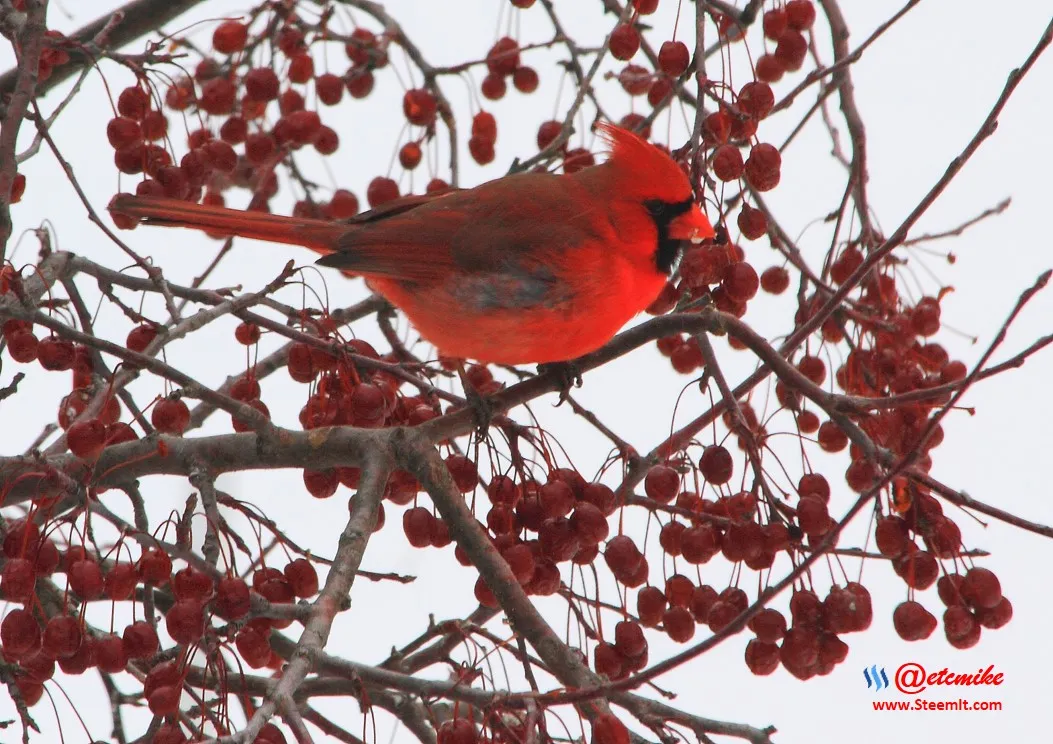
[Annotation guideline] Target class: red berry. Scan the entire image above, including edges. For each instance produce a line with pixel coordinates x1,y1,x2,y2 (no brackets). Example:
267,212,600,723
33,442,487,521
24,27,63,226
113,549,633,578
759,267,789,295
7,329,38,362
403,88,437,126
738,81,774,119
287,53,314,84
244,132,277,165
139,548,172,585
592,714,630,744
786,0,817,31
104,562,139,601
198,77,237,115
748,608,788,643
893,600,937,641
215,577,251,620
817,420,848,452
203,140,236,172
745,638,780,675
106,117,142,149
234,322,261,345
366,176,399,207
636,586,666,627
172,566,214,602
610,24,640,61
152,396,190,435
699,445,733,484
308,74,341,108
426,178,450,195
42,615,83,659
284,559,319,598
744,143,781,191
399,142,423,170
658,40,689,76
563,148,594,173
512,66,539,93
737,204,767,240
702,111,732,144
486,37,520,76
2,558,35,601
469,136,495,165
119,620,157,661
756,54,786,84
960,567,1002,609
975,597,1012,629
893,549,938,590
775,30,808,71
345,68,375,98
723,261,759,302
68,558,104,599
763,8,789,40
647,77,674,107
148,684,181,716
117,86,150,119
95,634,128,674
165,78,195,110
480,73,506,101
644,464,679,503
303,469,339,499
663,606,695,642
141,110,168,140
326,189,359,219
536,120,563,150
212,21,248,54
712,144,744,181
67,418,107,460
165,599,205,644
1,608,40,658
244,67,280,101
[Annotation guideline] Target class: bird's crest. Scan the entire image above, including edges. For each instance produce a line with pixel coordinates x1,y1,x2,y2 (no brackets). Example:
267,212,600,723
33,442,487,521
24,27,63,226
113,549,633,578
596,122,693,203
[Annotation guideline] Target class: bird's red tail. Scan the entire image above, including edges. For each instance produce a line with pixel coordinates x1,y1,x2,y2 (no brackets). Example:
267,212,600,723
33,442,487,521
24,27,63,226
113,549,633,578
108,195,346,255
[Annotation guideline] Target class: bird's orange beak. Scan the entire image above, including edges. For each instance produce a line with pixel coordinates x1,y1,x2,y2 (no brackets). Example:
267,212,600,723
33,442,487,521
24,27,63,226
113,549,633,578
668,203,716,243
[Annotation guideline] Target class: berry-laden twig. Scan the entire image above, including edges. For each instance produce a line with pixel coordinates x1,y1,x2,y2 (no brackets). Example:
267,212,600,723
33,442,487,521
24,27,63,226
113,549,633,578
200,456,392,744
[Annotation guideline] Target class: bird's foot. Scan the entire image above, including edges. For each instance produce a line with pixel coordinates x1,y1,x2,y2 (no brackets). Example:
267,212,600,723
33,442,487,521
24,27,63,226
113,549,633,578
537,361,583,406
456,364,494,434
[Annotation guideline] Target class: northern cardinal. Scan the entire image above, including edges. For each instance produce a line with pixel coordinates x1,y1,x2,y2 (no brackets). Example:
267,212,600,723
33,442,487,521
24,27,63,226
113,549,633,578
110,123,714,365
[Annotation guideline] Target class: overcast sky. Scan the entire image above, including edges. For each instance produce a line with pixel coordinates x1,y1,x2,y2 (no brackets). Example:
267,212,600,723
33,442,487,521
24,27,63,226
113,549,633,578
2,1,1052,742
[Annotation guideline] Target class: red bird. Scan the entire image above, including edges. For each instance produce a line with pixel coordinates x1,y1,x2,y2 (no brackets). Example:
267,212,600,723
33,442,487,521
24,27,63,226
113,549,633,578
110,123,714,365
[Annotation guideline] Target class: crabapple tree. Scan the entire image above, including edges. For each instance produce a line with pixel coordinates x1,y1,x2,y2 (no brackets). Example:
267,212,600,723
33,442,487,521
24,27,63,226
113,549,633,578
0,1,1050,743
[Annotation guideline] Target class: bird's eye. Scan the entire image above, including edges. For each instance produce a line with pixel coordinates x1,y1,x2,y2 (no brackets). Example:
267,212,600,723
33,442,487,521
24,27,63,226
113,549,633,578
644,197,694,223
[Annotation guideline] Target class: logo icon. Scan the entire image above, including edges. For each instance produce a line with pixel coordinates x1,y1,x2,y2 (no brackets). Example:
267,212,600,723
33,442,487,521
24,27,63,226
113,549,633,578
864,665,890,691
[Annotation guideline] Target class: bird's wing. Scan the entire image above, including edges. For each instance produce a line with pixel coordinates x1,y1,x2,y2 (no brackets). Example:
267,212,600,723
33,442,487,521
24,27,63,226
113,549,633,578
316,173,606,282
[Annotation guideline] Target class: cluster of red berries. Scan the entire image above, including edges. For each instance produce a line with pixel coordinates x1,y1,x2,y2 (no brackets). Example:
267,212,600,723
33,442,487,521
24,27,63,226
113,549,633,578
756,1,818,83
0,506,315,734
105,13,400,232
1,317,141,459
480,36,539,103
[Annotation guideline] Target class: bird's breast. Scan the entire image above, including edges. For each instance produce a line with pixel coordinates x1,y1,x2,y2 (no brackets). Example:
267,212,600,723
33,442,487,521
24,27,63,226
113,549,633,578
368,246,666,364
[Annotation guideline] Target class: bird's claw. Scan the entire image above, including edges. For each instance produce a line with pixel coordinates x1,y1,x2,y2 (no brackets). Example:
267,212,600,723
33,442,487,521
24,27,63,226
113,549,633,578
538,361,583,406
464,386,494,433
456,363,494,434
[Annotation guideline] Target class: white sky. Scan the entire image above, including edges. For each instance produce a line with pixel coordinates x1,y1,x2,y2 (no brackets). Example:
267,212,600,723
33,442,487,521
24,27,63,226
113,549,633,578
2,1,1052,743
